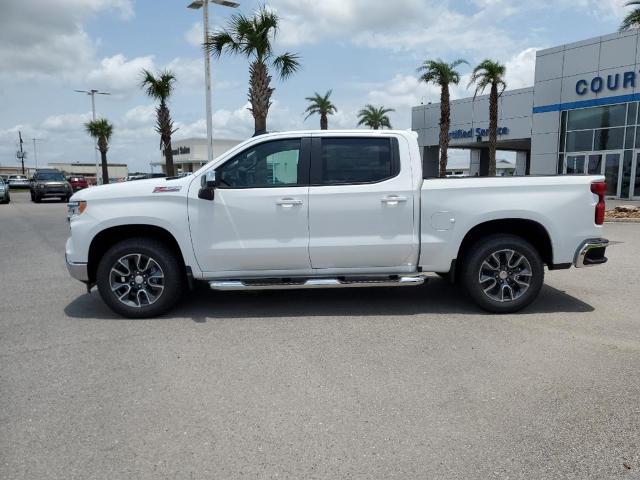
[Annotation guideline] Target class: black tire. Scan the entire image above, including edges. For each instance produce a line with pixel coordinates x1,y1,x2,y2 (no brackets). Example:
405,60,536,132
30,191,35,202
33,194,41,203
461,234,544,314
96,238,184,318
435,271,452,282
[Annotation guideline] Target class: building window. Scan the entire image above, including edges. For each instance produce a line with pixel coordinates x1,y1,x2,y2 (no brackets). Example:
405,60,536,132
559,102,638,155
566,104,626,130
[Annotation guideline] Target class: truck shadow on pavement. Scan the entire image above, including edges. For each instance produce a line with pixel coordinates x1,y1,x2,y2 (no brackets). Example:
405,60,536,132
64,278,594,322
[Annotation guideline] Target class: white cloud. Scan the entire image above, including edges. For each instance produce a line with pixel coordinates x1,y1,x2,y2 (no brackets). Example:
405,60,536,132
185,21,204,47
166,57,204,87
0,0,134,77
42,112,93,132
270,0,515,55
122,105,156,128
85,54,155,92
504,48,538,90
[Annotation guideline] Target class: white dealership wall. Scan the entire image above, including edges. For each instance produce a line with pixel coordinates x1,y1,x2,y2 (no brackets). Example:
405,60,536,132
152,137,242,173
412,30,640,184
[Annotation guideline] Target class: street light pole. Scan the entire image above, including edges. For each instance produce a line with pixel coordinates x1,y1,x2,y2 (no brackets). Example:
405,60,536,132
203,0,213,165
74,89,110,184
188,0,240,164
32,138,40,169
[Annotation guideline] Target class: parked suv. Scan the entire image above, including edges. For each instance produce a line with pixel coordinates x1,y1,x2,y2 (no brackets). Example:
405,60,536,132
30,169,72,202
0,177,10,204
68,175,89,192
7,175,30,188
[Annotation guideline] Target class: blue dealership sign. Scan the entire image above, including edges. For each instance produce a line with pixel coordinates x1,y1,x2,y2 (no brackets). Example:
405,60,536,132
449,127,509,140
576,70,638,96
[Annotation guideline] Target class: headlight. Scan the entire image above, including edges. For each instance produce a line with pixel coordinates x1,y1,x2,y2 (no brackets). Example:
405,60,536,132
67,201,87,220
38,183,45,189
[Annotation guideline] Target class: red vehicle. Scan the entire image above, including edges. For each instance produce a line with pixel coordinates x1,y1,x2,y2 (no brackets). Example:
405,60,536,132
68,176,89,192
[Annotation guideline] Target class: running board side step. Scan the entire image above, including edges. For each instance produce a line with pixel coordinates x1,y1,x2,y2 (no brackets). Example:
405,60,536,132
209,276,426,291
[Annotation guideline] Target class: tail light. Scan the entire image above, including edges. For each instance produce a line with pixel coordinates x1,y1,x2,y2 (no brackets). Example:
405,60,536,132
591,181,606,225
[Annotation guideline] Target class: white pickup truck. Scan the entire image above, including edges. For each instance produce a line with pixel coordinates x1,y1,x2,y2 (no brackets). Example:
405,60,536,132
65,130,609,318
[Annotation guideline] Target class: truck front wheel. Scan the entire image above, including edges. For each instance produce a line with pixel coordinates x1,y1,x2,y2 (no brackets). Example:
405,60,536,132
461,234,544,314
96,238,184,318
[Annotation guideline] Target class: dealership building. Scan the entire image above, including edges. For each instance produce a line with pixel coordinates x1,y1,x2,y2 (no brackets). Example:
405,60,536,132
152,137,242,174
412,30,640,199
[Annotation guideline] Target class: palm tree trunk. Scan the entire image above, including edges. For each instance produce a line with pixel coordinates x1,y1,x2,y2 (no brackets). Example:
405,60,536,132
320,113,328,130
158,101,175,177
164,141,175,177
488,83,498,177
100,146,109,185
248,60,273,135
439,84,451,178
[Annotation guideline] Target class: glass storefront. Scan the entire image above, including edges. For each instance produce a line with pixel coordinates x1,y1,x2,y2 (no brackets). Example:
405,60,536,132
557,102,640,198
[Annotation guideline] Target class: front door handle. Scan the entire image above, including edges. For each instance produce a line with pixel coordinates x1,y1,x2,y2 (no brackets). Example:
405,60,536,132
276,198,303,208
381,195,408,206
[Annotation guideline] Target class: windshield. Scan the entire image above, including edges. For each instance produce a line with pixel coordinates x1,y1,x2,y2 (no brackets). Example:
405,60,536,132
36,172,65,181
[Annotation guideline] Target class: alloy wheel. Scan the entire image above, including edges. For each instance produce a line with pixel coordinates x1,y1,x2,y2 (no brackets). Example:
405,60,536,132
478,249,532,303
109,253,165,308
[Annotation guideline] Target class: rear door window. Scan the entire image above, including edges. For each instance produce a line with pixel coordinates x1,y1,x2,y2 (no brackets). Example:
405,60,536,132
313,137,398,185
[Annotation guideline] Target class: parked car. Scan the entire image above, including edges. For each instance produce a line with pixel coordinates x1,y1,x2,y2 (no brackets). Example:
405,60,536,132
7,175,30,188
68,176,89,192
0,177,10,204
65,130,609,318
30,169,72,202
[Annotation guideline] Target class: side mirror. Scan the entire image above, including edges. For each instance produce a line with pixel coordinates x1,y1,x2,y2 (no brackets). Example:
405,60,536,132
198,170,217,201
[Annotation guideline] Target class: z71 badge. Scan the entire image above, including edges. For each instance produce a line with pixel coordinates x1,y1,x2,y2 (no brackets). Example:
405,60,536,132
152,186,182,193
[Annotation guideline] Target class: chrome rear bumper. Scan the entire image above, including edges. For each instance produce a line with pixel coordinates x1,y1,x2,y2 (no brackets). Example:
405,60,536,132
574,238,609,268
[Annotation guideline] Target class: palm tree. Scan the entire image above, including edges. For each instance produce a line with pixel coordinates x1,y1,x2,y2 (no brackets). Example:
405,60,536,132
620,1,640,31
205,6,301,136
357,105,394,130
139,69,178,176
85,118,113,185
468,59,507,177
417,58,468,178
304,90,337,130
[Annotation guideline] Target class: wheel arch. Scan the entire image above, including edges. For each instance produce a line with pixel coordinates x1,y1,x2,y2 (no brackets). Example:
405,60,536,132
87,224,186,283
454,218,554,280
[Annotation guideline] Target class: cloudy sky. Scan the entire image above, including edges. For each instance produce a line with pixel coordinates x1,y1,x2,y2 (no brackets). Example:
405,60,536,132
0,0,629,172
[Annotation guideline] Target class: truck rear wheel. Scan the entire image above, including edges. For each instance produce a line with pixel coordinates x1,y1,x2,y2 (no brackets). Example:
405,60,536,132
461,234,544,313
96,238,184,318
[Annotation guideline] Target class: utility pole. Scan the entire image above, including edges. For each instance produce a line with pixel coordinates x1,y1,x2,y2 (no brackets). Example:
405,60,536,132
17,131,26,175
74,89,110,184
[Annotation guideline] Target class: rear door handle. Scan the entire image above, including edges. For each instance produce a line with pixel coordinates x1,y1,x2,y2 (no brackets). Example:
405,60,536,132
276,198,303,208
381,195,408,206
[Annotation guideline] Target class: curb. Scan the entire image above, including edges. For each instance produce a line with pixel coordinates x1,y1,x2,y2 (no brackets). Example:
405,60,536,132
604,217,640,223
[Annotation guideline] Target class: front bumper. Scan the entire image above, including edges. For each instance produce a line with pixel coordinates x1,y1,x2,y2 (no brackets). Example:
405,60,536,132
66,254,89,282
39,189,70,197
574,238,609,268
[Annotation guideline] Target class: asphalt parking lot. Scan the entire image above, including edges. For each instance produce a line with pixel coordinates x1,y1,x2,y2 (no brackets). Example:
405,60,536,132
1,190,639,480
